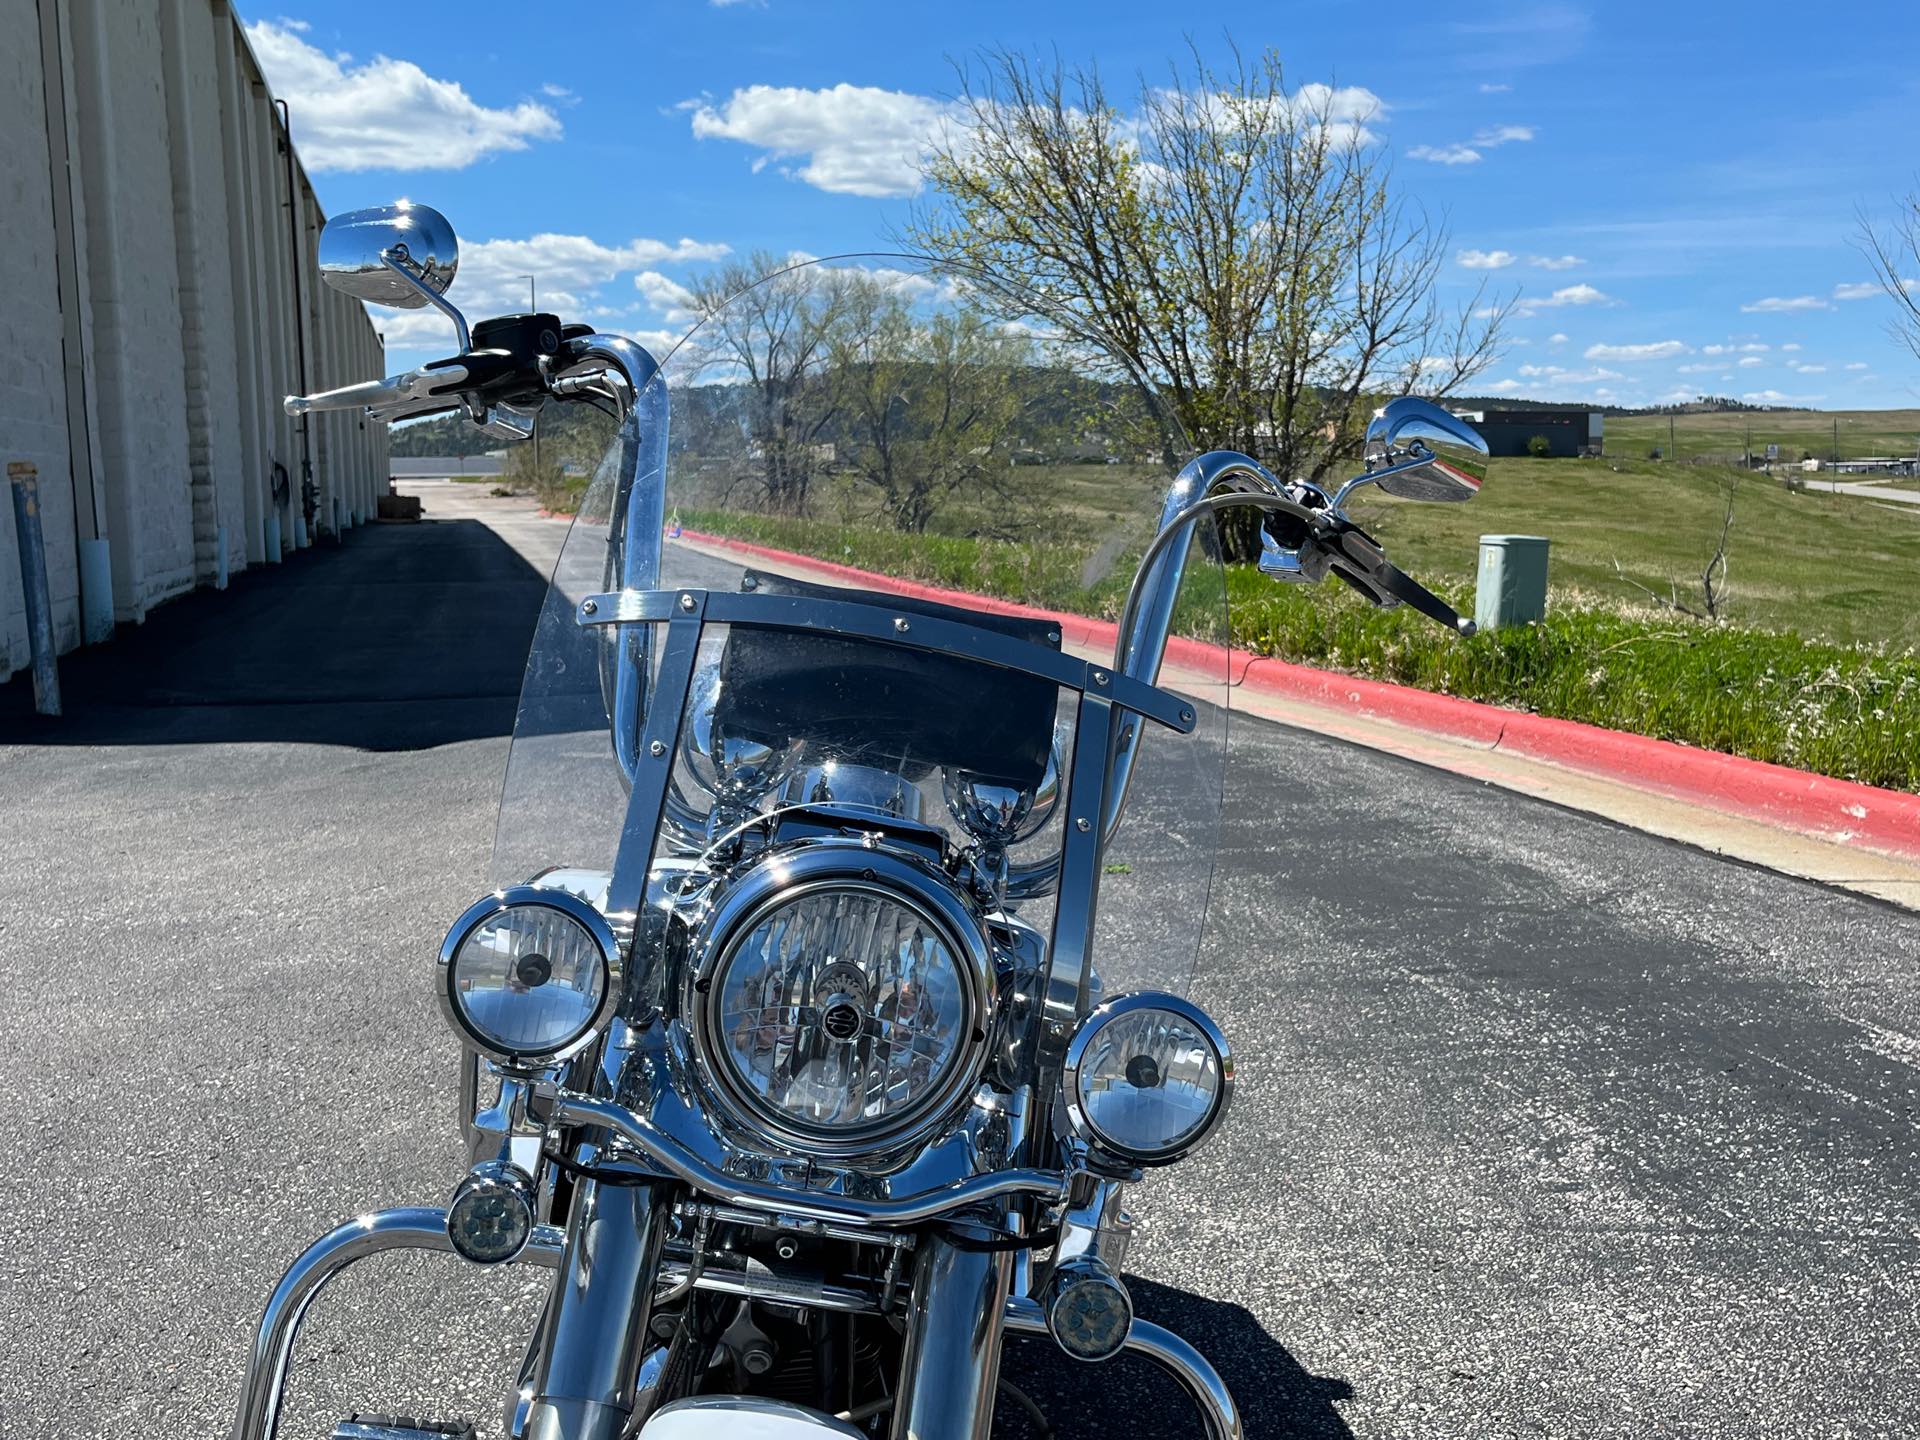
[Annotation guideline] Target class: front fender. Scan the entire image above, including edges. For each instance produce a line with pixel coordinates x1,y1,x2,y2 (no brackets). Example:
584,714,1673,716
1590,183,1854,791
636,1397,863,1438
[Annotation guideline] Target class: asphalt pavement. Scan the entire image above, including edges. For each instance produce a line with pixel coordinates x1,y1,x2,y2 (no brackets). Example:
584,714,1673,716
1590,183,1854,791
2,487,1915,1440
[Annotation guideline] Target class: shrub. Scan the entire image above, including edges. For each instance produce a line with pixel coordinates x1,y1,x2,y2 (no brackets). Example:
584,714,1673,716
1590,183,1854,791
1527,434,1552,458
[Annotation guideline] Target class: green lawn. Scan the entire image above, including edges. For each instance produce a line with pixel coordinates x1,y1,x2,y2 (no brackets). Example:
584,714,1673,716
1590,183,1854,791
1345,455,1920,650
1606,408,1920,465
680,454,1920,648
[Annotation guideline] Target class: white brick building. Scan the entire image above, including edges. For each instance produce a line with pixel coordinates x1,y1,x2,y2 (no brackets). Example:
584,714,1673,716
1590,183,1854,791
1,0,388,682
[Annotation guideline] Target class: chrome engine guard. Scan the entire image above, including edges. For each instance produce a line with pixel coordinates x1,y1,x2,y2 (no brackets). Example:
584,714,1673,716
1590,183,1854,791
225,1206,1245,1440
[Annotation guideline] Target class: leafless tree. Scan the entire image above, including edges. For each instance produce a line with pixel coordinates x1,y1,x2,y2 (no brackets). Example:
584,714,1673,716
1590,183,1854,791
1613,474,1737,622
684,253,852,514
1858,194,1920,360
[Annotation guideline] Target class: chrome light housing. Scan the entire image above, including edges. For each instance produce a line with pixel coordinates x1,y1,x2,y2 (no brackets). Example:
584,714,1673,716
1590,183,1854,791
438,886,620,1068
1062,992,1233,1166
686,842,993,1157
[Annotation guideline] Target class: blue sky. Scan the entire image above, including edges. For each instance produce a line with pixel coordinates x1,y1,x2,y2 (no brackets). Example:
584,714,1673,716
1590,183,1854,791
246,1,1920,411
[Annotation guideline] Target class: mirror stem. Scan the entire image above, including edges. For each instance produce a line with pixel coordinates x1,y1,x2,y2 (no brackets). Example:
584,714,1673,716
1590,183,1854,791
380,248,471,352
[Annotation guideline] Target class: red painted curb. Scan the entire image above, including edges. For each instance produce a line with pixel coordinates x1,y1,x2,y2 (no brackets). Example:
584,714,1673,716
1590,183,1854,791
676,528,1920,864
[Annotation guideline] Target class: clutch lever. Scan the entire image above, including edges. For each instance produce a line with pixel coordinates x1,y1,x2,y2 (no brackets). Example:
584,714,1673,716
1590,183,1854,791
284,360,469,418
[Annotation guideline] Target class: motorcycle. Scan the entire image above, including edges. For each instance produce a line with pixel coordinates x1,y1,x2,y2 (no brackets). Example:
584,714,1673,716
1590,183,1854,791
234,201,1488,1440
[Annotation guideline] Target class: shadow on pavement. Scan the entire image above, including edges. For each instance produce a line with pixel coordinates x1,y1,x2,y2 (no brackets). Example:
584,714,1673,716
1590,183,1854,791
997,1278,1355,1438
0,517,548,750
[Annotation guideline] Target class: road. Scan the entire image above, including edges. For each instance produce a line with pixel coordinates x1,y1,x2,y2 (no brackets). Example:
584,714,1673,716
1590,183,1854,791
2,486,1916,1440
1806,476,1920,506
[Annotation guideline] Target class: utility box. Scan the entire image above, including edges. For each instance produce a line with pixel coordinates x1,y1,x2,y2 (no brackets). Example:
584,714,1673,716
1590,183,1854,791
1475,535,1550,631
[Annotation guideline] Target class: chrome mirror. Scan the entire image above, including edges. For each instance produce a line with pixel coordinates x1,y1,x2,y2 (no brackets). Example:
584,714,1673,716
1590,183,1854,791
1353,397,1489,502
319,202,459,306
319,202,469,350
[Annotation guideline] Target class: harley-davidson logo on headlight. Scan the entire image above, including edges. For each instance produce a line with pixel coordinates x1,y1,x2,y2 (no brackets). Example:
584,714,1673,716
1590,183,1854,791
820,999,864,1041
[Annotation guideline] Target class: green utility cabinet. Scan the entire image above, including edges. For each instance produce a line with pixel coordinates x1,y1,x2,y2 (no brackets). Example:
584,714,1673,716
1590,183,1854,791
1474,534,1550,631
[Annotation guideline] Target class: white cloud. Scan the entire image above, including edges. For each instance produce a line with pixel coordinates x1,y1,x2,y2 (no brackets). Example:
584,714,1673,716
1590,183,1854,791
1516,363,1623,383
1741,295,1830,313
1284,83,1387,148
1742,389,1824,404
687,78,1385,197
1409,142,1481,165
1458,248,1517,269
1515,283,1610,315
1409,122,1533,166
1675,363,1716,374
1844,361,1870,370
1792,363,1827,373
1833,281,1880,301
375,232,730,355
634,270,699,322
1547,332,1569,345
245,20,561,171
687,84,953,197
1737,355,1764,367
1482,377,1525,392
1780,342,1802,352
1583,339,1689,361
1478,83,1512,94
1702,343,1767,355
1529,254,1585,270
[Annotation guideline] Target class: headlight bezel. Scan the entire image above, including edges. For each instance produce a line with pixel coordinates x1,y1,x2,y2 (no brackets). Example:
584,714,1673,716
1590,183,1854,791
1061,991,1233,1167
684,841,995,1159
437,885,621,1069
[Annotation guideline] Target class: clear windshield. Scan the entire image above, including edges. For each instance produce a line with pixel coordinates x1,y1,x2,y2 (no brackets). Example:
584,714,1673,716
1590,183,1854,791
492,255,1228,1002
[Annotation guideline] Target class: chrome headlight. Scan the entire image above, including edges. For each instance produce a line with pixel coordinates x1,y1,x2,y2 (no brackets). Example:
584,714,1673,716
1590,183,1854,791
438,886,619,1067
1063,993,1232,1166
689,844,992,1155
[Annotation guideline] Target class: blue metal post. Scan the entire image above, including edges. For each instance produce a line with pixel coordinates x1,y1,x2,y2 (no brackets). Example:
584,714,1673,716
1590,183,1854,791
8,461,63,715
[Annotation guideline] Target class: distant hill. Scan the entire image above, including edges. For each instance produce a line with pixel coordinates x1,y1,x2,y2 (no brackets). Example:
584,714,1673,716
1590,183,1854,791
1450,394,1816,418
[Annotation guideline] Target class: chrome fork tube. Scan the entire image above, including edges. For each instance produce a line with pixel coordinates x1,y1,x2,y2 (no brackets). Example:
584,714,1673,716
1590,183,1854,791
523,1179,668,1440
888,1236,1015,1440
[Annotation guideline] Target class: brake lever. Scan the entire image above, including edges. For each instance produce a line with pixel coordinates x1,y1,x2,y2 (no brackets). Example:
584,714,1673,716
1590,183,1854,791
1371,561,1477,637
1314,515,1477,637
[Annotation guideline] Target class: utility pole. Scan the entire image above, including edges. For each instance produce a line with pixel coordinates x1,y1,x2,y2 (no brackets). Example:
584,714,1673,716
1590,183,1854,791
1832,416,1839,469
1669,410,1676,460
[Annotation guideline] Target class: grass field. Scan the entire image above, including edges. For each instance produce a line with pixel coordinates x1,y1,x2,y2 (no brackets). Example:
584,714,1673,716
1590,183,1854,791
1606,408,1920,465
814,453,1920,649
678,496,1920,792
1347,454,1920,649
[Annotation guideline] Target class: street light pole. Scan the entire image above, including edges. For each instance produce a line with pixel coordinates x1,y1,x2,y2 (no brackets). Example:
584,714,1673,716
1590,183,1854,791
518,274,541,479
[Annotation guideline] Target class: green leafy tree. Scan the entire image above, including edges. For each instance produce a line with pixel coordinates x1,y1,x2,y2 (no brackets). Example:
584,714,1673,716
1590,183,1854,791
905,44,1511,557
1527,433,1552,458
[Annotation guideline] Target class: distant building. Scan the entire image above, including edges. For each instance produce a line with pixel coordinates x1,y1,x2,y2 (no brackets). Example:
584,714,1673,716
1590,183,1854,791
1467,410,1604,458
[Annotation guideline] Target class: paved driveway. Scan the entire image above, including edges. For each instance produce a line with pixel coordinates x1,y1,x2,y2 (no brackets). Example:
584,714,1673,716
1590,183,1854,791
2,489,1914,1440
